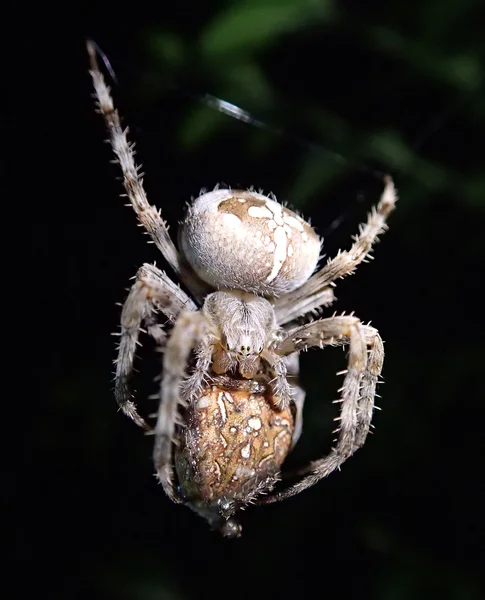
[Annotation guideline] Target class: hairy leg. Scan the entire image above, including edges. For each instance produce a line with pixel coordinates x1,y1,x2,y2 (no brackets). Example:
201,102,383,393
273,286,335,325
282,319,384,449
154,311,207,501
283,353,306,447
275,177,396,325
115,263,196,430
180,335,216,403
261,349,293,410
260,316,384,503
356,326,384,447
87,41,209,300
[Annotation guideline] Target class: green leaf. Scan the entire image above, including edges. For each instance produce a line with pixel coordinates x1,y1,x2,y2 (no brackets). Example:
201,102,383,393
200,0,335,59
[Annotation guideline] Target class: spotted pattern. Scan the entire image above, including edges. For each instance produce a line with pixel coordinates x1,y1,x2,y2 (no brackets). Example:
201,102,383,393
175,384,294,503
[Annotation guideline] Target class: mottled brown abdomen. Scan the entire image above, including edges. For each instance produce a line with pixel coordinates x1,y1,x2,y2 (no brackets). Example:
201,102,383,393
175,381,294,531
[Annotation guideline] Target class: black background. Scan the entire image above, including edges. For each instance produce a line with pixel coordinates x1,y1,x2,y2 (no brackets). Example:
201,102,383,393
6,1,485,599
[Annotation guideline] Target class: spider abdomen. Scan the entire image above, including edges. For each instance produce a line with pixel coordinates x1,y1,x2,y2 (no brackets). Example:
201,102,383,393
174,381,294,528
179,190,321,296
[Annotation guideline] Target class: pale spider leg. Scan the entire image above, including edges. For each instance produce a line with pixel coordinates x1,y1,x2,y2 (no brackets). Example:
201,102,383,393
260,349,293,409
259,316,374,504
180,334,216,403
115,263,196,430
273,287,335,325
154,310,207,502
277,320,383,450
283,353,306,447
356,326,384,447
275,177,397,326
87,41,209,300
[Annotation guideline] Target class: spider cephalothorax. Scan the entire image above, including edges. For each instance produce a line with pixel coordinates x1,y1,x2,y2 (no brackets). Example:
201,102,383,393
88,42,397,537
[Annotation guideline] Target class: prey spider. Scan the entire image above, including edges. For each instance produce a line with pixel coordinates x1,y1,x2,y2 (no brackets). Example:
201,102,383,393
88,42,397,537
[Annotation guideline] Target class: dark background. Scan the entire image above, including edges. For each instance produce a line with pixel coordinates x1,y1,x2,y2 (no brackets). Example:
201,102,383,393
6,1,485,599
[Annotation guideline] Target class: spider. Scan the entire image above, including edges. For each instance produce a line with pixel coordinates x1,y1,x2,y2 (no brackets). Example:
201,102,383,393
88,42,397,537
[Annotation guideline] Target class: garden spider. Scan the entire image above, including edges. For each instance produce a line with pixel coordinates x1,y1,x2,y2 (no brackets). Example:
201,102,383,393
88,41,396,537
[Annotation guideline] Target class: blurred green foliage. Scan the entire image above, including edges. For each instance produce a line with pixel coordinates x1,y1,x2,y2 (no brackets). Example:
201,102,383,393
137,0,484,213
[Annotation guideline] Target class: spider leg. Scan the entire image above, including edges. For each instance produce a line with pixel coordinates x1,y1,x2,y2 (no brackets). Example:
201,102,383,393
260,349,293,410
274,177,397,325
356,325,384,447
180,335,216,403
115,263,196,430
154,310,206,502
259,316,383,504
284,353,306,447
273,287,335,325
282,320,384,450
87,41,209,301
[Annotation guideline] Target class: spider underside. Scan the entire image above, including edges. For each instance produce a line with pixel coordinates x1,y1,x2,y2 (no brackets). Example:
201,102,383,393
88,42,396,537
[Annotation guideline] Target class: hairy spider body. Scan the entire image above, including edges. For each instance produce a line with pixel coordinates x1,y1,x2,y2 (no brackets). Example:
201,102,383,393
88,42,397,537
179,189,321,295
